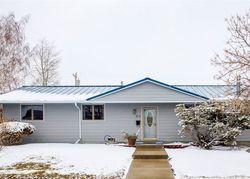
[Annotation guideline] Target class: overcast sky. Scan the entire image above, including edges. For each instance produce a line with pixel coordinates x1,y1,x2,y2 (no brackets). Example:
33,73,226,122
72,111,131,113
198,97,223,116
1,0,250,85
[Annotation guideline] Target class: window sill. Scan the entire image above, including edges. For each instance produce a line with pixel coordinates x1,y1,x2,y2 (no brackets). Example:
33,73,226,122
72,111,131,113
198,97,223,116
21,120,45,122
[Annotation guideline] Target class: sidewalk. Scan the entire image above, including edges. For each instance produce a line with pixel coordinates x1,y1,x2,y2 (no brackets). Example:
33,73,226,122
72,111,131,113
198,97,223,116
126,144,175,179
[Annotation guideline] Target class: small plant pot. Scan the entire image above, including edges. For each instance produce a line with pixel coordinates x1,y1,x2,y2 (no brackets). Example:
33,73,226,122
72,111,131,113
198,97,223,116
128,138,136,146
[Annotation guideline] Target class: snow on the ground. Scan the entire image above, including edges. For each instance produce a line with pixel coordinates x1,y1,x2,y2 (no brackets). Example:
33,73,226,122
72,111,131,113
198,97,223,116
2,143,250,178
0,143,134,176
167,146,250,179
0,122,36,133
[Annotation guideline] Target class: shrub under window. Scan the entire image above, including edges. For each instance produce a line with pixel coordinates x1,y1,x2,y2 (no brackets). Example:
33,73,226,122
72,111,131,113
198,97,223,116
21,105,43,121
83,105,104,120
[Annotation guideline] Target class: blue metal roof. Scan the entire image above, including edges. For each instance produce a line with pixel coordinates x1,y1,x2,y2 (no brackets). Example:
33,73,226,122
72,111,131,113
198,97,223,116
87,78,210,100
19,85,120,97
176,85,235,99
16,78,234,100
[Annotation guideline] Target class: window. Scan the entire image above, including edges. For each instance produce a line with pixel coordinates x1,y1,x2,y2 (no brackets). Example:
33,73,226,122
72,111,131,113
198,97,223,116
83,105,93,120
83,105,104,120
94,105,104,120
185,104,195,108
21,105,44,121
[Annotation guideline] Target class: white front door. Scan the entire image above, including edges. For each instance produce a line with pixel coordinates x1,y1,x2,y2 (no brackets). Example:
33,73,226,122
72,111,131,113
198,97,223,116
143,107,157,138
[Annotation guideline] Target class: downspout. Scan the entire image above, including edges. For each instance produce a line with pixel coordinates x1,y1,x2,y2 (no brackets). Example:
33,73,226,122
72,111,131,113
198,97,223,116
74,102,82,144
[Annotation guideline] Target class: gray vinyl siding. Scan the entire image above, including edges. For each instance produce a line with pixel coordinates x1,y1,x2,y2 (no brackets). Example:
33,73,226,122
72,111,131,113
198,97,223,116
91,82,206,102
81,104,140,143
3,104,79,143
3,104,20,121
2,103,250,143
158,103,188,142
238,130,250,141
81,103,186,143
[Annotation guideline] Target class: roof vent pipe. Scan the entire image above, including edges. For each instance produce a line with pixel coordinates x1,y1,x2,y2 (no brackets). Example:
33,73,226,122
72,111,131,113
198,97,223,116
73,73,80,86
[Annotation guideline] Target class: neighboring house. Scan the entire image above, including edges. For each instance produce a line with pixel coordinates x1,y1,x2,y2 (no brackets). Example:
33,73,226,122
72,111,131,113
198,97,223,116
0,77,249,143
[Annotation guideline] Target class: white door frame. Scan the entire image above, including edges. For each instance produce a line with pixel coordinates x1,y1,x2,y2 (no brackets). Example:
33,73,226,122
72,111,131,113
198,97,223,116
141,106,158,140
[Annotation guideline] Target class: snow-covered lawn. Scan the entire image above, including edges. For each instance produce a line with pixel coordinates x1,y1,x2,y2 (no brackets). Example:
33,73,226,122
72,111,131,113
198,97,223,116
0,143,134,178
1,143,250,179
167,146,250,179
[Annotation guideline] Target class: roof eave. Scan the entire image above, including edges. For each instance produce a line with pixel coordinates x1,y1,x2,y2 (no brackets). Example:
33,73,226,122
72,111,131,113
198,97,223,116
0,100,87,104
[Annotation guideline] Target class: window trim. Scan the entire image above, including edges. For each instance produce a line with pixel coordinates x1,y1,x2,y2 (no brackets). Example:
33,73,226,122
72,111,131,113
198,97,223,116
82,104,105,121
20,104,45,122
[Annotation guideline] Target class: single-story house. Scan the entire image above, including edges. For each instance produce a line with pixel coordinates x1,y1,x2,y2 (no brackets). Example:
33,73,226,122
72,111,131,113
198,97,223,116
0,77,249,143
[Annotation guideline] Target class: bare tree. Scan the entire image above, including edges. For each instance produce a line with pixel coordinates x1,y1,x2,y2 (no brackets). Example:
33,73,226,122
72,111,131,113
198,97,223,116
0,106,8,150
0,13,31,93
31,40,60,86
212,10,250,99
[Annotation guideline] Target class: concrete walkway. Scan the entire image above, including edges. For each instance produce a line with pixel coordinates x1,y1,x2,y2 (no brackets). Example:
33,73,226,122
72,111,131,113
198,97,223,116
126,144,174,179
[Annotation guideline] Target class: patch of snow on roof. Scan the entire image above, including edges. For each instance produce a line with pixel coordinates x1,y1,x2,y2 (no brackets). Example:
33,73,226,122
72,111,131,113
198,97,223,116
0,90,94,103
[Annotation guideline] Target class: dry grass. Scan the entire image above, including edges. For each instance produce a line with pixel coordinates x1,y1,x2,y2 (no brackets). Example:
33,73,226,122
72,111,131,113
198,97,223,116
0,172,96,179
0,161,95,178
0,161,54,172
0,160,125,179
0,170,123,179
12,162,51,170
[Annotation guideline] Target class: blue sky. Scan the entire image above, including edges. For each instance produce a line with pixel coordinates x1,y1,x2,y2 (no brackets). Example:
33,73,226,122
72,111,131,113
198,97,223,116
1,0,250,85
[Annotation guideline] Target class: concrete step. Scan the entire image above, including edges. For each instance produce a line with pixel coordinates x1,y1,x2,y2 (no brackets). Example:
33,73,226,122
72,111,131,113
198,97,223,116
131,159,172,168
136,144,164,150
126,167,174,179
132,150,168,159
126,159,174,179
136,139,164,145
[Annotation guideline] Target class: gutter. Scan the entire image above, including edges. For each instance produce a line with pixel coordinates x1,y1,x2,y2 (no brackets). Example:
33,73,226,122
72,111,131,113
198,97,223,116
74,102,82,144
